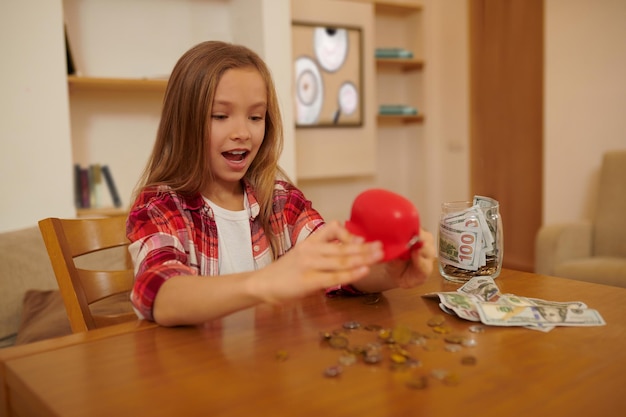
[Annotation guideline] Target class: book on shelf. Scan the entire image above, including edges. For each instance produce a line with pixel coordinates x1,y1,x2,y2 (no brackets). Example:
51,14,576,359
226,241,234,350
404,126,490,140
378,104,419,116
73,163,122,209
375,48,414,59
101,165,123,208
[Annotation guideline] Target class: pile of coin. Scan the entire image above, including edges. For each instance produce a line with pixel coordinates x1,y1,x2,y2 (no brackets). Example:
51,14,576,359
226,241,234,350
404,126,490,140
316,315,480,389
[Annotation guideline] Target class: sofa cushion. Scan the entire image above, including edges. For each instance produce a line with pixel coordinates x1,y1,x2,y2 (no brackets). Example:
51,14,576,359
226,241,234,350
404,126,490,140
0,226,58,348
554,257,626,288
14,289,135,345
14,290,72,345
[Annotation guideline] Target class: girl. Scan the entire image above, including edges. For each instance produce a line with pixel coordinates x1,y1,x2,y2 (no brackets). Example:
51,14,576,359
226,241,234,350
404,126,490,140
127,41,435,326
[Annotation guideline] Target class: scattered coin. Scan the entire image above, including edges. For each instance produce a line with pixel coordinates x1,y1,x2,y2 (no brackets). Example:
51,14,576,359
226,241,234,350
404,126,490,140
443,372,460,386
469,324,485,333
275,350,289,361
391,325,413,345
378,328,392,341
431,369,449,380
362,293,382,305
432,326,451,334
444,334,465,344
318,315,484,385
324,365,343,377
328,335,349,349
390,352,408,364
406,374,429,390
427,315,446,327
461,355,477,366
319,331,332,340
363,350,383,364
364,324,383,332
462,338,477,347
343,320,361,330
338,353,358,366
444,344,462,353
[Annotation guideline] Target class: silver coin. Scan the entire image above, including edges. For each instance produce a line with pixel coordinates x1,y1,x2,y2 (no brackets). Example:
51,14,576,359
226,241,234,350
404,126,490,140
323,365,343,377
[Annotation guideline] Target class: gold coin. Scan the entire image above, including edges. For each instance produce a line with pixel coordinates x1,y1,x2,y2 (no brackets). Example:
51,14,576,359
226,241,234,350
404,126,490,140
443,372,460,386
378,328,392,340
444,334,465,344
427,315,446,327
406,374,429,390
432,325,451,334
391,325,413,345
275,350,289,361
319,331,332,340
328,335,349,349
390,353,408,364
461,355,477,366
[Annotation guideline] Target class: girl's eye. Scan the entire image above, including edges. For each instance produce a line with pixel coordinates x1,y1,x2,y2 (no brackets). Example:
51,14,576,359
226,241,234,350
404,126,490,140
212,114,227,120
250,115,264,121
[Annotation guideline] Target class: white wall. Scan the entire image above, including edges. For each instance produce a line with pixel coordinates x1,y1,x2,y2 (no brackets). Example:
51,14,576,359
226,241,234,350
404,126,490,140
544,0,626,224
0,0,75,232
230,0,296,179
421,0,470,232
1,0,624,237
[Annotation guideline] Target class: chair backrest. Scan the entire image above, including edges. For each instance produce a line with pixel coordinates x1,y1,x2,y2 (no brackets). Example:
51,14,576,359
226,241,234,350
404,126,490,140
38,216,137,333
593,150,626,257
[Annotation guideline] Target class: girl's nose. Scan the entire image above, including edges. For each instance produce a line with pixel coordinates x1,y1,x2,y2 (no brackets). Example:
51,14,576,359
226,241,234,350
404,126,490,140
229,117,251,141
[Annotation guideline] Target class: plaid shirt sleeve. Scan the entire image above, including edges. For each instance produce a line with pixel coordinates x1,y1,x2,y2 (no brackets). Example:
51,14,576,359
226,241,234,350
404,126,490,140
126,187,207,321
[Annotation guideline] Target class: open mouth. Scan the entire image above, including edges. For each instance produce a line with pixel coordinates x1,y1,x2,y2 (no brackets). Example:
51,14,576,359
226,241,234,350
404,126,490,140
222,150,248,162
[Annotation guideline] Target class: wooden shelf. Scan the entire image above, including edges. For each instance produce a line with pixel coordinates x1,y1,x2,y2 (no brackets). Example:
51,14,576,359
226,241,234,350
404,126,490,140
68,76,168,93
345,0,422,13
374,1,422,14
377,114,424,124
376,58,424,71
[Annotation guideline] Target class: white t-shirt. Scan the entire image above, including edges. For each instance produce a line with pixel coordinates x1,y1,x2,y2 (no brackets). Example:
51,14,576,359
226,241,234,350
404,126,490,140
203,196,255,274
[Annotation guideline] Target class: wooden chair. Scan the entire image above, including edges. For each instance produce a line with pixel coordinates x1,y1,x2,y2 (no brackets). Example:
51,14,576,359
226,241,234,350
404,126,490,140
38,216,137,333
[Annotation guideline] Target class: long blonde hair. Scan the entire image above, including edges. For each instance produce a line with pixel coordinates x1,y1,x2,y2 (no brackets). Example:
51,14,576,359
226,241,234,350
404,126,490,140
136,40,289,258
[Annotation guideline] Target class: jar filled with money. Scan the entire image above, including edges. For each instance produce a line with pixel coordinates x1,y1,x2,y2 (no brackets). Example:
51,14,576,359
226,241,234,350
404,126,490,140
438,196,503,283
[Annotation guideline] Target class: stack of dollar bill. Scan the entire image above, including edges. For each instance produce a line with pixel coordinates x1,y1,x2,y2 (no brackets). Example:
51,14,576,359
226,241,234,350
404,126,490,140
439,196,500,272
423,276,606,332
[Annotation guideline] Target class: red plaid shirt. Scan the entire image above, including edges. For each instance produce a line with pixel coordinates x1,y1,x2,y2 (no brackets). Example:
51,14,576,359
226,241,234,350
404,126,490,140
126,179,325,321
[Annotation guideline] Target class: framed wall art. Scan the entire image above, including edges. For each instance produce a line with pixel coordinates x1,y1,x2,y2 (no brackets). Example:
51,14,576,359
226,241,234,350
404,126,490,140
292,21,363,127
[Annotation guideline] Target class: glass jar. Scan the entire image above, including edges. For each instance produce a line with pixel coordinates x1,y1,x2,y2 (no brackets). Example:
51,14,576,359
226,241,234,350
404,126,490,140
438,197,503,283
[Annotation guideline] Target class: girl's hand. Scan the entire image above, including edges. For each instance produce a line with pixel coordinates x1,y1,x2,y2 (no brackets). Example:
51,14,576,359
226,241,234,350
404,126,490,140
251,221,384,303
385,228,436,289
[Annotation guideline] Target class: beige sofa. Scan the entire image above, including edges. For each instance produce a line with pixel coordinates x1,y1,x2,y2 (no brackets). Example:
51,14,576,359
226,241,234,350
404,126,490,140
0,226,72,348
535,150,626,288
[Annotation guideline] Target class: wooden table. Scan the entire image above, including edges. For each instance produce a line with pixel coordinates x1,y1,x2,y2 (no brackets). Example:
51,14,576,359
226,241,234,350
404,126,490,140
1,268,625,417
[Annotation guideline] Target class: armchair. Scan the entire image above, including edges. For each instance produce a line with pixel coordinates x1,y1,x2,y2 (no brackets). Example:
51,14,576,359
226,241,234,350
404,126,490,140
535,150,626,288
